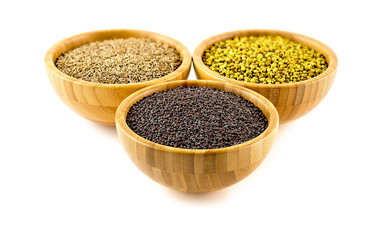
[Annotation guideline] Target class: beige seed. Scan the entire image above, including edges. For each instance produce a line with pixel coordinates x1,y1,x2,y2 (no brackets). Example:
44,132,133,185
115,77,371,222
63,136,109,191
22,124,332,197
55,38,182,84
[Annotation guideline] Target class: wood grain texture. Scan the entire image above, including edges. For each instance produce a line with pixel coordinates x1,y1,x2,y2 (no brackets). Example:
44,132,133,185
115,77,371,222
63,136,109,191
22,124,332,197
115,80,279,193
193,29,338,123
45,29,192,125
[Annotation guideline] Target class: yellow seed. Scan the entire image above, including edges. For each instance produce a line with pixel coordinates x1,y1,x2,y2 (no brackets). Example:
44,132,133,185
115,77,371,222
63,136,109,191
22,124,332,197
202,35,328,84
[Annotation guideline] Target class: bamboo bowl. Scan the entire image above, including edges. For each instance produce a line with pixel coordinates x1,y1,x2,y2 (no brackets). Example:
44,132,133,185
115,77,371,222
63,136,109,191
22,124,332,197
193,29,338,123
45,29,192,126
115,80,279,193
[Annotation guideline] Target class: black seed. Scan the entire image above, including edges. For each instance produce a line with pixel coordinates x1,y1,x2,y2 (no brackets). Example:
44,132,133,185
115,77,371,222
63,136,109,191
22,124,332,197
126,86,268,149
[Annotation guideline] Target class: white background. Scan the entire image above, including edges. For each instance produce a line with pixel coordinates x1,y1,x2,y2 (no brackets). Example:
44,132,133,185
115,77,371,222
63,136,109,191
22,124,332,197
1,0,382,239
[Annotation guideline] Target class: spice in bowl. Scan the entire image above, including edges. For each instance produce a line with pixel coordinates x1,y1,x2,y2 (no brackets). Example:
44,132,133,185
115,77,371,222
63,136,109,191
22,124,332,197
202,35,328,84
55,38,182,84
126,86,268,149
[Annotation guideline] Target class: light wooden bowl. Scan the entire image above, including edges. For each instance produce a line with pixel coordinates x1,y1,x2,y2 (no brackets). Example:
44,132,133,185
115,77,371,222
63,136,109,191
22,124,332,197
115,80,279,193
193,29,338,123
45,29,192,126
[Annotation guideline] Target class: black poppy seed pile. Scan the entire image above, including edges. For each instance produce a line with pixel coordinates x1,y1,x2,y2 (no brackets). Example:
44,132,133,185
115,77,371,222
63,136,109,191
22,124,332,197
126,86,268,149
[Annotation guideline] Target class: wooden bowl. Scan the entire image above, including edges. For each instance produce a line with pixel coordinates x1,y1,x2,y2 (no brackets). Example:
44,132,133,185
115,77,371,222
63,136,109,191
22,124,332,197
45,29,192,126
115,80,279,193
193,29,338,123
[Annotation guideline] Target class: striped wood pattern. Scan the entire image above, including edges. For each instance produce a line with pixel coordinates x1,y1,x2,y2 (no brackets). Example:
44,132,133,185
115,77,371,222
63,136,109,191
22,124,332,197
193,29,338,123
45,29,192,125
115,80,279,192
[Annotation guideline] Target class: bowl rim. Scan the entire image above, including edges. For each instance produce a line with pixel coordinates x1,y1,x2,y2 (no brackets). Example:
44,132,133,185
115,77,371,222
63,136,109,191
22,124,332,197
115,80,279,154
192,29,338,89
45,29,192,89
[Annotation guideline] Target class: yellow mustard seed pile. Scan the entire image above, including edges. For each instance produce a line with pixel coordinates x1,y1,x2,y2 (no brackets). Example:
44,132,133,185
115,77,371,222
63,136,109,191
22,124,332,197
202,36,328,84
